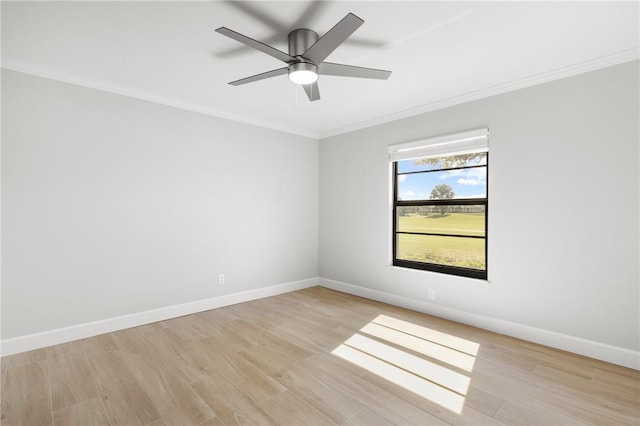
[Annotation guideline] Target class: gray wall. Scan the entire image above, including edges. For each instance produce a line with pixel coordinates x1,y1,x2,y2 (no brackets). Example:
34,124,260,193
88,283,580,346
319,61,639,352
2,70,319,338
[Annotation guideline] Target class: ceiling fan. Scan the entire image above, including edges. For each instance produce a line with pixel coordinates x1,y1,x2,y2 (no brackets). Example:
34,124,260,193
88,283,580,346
215,13,392,102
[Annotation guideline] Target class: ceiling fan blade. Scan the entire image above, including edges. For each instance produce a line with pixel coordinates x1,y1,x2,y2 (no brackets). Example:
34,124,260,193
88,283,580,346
229,67,288,86
292,0,330,29
302,82,320,102
318,62,391,80
216,27,295,64
224,1,287,33
303,13,364,64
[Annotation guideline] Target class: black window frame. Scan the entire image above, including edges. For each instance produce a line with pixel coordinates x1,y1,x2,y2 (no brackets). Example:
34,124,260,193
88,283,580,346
392,154,488,280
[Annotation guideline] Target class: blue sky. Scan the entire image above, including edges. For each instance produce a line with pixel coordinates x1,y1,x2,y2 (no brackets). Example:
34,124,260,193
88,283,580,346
397,160,487,200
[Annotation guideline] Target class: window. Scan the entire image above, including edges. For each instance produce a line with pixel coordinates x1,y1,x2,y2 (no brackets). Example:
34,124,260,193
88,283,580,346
390,129,488,279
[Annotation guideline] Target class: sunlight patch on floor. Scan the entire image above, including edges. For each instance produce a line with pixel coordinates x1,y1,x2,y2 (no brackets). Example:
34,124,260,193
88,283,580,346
332,314,479,414
372,315,479,356
360,322,476,371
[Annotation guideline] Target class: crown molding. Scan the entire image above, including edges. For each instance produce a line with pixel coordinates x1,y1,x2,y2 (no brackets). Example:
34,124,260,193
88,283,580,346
319,48,640,139
1,58,319,140
3,48,638,141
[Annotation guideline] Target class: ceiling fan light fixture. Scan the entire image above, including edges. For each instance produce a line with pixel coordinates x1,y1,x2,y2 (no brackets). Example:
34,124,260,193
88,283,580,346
288,62,318,85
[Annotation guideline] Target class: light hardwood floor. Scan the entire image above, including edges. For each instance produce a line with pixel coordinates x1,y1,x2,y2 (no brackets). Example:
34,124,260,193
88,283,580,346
1,286,639,425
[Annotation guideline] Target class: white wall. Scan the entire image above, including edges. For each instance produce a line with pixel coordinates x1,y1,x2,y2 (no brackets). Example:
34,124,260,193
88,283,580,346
2,70,318,339
319,62,639,355
3,61,639,367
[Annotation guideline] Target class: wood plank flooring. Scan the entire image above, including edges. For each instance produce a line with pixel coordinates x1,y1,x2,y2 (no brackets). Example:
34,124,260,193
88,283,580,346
1,286,638,425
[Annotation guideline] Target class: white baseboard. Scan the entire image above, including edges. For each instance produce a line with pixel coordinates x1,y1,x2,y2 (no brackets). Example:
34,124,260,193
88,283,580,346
318,277,640,370
1,277,319,357
5,276,638,370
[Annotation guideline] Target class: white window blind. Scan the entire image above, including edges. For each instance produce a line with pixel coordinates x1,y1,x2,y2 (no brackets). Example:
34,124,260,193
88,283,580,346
388,128,489,162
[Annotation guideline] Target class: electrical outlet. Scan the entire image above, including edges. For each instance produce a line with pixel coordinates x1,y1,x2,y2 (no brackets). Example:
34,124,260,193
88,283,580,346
218,274,225,285
427,288,436,300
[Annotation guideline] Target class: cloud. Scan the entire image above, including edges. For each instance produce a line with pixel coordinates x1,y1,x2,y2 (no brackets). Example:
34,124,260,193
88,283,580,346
400,190,415,197
398,175,407,182
441,168,487,189
458,178,483,185
440,168,486,181
439,169,463,179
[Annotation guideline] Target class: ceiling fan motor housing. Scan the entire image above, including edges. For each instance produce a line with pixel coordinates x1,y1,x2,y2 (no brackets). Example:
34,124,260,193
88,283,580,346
288,28,319,59
287,28,320,84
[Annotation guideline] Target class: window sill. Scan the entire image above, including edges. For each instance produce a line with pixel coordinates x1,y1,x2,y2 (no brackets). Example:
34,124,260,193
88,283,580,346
387,264,490,283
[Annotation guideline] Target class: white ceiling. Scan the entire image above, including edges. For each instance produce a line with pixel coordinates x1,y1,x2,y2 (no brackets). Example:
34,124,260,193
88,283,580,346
2,1,638,138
